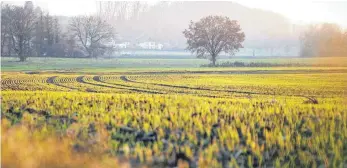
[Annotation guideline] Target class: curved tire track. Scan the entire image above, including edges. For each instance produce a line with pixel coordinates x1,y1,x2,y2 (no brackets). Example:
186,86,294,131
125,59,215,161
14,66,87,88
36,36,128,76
77,76,163,94
119,75,317,99
120,75,262,95
76,76,125,90
46,76,76,90
94,76,143,89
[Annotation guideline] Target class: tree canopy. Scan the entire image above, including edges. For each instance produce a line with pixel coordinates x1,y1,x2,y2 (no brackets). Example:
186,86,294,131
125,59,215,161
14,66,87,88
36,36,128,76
183,15,245,66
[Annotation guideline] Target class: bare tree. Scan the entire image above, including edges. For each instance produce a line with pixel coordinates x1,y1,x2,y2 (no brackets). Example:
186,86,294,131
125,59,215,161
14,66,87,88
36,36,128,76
300,23,347,57
2,2,77,59
131,1,142,21
300,25,318,57
53,17,60,44
97,2,129,23
1,4,13,56
65,34,77,57
183,16,245,66
97,1,148,24
33,7,43,57
44,12,54,46
5,1,37,61
69,15,115,58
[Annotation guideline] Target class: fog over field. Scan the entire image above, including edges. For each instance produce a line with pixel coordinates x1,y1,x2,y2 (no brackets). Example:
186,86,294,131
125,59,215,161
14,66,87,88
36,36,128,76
0,1,313,56
3,1,347,57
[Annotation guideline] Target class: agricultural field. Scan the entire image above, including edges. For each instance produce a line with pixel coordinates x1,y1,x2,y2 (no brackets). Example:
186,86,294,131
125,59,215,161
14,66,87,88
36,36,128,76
2,56,347,71
2,0,347,166
1,61,347,167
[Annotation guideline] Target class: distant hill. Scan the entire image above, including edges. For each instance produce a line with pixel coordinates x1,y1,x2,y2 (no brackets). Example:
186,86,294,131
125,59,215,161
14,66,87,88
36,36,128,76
114,1,300,49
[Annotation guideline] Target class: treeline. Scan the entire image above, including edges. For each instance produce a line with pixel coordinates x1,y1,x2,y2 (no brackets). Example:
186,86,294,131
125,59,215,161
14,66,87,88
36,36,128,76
300,23,347,57
2,2,347,61
2,2,66,61
1,2,115,61
2,1,300,62
201,61,309,67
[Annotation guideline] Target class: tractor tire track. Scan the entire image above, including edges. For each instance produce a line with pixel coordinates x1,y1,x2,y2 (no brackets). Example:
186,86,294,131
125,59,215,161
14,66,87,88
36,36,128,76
77,76,163,94
119,75,318,100
93,76,144,89
120,76,236,98
120,75,263,95
46,76,76,90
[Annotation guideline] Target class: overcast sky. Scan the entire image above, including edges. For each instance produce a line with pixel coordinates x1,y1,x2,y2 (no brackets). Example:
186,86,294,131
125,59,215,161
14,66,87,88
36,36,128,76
7,0,347,28
234,0,347,27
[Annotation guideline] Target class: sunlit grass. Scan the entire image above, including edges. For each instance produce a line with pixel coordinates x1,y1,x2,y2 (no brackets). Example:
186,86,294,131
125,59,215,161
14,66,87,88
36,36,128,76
1,68,347,167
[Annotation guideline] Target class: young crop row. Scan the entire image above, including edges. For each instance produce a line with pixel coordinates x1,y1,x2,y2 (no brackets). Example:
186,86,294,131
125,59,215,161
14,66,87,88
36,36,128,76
131,73,347,97
1,74,64,91
2,72,346,99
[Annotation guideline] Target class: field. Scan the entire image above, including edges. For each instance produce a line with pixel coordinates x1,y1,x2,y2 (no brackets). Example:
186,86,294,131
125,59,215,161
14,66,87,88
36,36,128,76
1,57,347,167
2,56,347,71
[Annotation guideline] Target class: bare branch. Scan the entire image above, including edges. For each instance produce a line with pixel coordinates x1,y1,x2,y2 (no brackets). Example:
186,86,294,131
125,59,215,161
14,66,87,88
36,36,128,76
69,15,116,58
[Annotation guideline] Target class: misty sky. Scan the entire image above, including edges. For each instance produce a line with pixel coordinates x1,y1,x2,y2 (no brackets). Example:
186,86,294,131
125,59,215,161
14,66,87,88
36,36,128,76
8,0,347,28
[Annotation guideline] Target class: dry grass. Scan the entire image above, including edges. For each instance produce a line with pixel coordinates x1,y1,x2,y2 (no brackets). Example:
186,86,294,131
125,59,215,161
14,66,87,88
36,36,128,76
1,119,131,168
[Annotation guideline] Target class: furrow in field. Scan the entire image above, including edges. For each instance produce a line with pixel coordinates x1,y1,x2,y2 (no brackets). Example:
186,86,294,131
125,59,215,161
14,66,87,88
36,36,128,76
121,75,262,94
93,76,152,90
77,76,163,94
120,75,317,100
117,75,246,98
46,76,77,90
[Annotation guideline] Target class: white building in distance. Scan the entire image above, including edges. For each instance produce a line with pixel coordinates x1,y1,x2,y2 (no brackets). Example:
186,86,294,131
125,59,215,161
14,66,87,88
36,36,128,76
138,41,164,50
115,42,131,49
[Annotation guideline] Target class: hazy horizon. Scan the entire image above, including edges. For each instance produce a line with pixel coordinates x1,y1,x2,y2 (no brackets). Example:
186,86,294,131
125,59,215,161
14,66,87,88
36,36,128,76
5,0,347,28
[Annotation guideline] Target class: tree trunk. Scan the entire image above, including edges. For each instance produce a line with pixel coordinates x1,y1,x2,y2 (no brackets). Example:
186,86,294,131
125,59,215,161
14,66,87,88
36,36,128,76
91,51,94,59
211,55,216,66
87,49,92,58
18,36,26,62
9,37,12,56
19,46,26,62
1,38,5,56
19,47,26,61
19,55,26,62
